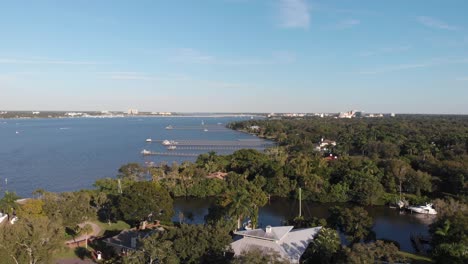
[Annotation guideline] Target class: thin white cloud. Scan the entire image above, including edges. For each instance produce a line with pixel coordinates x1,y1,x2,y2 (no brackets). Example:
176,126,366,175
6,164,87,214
417,16,458,31
333,19,360,30
105,72,154,80
278,0,310,29
170,48,296,65
0,58,101,65
359,57,468,74
358,45,411,57
171,48,216,64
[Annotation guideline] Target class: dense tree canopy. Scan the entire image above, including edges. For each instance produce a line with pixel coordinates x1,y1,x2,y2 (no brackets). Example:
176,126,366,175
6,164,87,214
0,215,64,264
117,181,174,225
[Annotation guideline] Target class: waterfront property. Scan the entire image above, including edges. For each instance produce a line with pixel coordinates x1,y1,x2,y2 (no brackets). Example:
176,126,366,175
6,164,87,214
231,225,322,263
103,226,164,254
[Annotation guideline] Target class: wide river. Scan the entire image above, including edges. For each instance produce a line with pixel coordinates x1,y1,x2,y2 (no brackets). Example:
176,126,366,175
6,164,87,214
0,116,261,196
1,116,434,253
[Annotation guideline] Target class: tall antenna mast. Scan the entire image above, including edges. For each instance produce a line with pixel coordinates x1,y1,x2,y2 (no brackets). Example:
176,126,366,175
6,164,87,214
117,179,122,194
299,187,302,217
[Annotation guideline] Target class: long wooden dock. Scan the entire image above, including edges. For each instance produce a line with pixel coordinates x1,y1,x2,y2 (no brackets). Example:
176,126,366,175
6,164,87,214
169,146,266,150
169,140,270,146
142,151,199,157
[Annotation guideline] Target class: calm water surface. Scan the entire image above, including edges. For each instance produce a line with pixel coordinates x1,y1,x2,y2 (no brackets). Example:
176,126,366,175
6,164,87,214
174,197,435,253
0,116,260,196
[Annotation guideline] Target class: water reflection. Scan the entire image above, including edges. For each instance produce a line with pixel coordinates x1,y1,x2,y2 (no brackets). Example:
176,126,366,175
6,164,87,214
173,197,436,253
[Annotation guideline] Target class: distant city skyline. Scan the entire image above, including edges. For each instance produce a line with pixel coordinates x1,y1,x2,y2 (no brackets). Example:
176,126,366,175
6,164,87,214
1,0,468,114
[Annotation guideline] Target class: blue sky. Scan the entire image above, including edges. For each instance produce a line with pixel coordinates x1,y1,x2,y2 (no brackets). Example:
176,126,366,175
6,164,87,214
0,0,467,114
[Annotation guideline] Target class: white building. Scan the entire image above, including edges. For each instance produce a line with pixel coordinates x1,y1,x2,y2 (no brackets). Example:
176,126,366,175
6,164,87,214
127,109,139,115
338,110,358,118
231,225,322,263
315,138,337,151
65,112,83,117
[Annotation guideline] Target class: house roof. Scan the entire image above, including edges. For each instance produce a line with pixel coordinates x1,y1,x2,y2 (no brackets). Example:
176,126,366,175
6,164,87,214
103,227,164,249
231,226,322,263
234,226,293,241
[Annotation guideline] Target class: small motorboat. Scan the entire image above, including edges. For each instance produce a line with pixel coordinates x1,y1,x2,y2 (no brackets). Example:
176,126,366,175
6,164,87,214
243,220,253,230
165,125,173,130
146,138,152,143
408,203,437,215
167,145,177,150
141,149,151,155
204,128,208,132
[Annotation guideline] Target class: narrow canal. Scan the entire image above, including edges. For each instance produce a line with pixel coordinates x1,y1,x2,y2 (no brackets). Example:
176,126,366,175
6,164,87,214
173,197,435,253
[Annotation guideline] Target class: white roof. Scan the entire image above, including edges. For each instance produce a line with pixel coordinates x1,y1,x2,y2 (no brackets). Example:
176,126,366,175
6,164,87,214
231,226,322,263
234,226,293,241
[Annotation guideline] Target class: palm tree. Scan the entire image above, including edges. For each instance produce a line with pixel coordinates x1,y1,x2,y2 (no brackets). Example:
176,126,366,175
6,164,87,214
221,190,252,229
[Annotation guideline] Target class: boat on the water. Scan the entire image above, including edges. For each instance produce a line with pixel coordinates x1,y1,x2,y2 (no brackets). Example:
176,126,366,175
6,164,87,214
162,140,178,145
167,145,177,150
141,149,151,155
204,128,208,132
146,138,152,142
165,125,173,130
408,203,437,215
243,220,253,230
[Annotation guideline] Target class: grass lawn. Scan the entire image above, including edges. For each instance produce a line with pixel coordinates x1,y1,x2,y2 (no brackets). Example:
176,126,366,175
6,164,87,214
94,219,130,236
53,246,94,262
54,247,78,259
399,251,433,263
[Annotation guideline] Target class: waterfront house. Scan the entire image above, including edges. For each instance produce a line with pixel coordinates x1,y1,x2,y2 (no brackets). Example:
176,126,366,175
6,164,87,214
314,138,337,152
231,225,322,263
103,227,164,254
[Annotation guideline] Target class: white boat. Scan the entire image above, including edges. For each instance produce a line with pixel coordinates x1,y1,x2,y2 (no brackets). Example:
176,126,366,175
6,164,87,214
15,131,19,134
408,203,437,215
162,140,178,145
243,220,253,230
204,128,208,132
167,145,177,150
146,138,152,142
165,125,173,130
141,149,151,155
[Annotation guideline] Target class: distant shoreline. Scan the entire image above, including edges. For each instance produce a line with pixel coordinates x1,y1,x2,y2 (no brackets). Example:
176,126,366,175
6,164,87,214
0,114,265,120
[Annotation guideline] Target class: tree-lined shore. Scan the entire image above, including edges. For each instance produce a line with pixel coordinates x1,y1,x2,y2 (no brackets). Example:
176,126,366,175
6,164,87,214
0,115,466,263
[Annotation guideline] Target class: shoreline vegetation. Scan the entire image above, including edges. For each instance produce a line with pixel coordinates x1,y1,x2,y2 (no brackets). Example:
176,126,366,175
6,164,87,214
0,115,466,263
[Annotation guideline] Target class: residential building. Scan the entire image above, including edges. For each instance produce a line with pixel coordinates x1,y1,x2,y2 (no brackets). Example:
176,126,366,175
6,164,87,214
231,225,322,263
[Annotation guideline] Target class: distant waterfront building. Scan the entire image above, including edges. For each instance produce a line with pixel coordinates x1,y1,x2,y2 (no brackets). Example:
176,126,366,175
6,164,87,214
65,112,83,117
231,225,322,263
249,125,260,131
32,111,40,115
127,109,139,115
150,112,172,116
391,113,396,117
338,110,358,118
